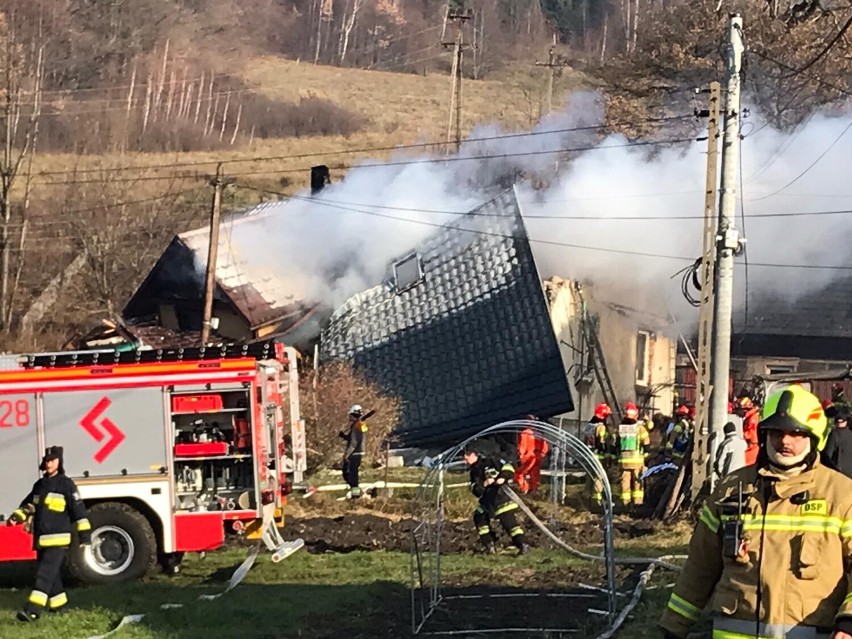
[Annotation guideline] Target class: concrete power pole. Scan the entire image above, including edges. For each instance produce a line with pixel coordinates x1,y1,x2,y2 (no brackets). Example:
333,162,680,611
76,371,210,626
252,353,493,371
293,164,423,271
707,14,745,489
442,9,471,153
201,163,226,346
690,81,721,498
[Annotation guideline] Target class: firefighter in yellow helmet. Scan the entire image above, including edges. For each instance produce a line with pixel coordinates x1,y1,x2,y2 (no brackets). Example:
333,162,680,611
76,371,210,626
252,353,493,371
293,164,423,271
660,385,852,639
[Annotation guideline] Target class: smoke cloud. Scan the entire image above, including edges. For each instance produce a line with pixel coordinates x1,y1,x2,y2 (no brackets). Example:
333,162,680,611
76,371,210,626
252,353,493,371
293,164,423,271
212,92,852,329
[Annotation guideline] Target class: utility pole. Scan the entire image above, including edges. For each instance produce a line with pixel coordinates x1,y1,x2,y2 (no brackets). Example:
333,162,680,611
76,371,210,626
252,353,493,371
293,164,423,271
535,33,569,116
200,164,228,346
708,14,745,490
442,9,471,153
690,81,721,498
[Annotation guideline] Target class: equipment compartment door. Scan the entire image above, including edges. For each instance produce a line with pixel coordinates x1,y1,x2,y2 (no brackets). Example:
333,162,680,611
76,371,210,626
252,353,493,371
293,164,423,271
43,388,167,478
0,393,40,516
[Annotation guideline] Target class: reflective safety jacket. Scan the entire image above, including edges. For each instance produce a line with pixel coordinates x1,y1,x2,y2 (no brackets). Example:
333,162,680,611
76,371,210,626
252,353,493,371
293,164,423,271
15,473,91,550
469,455,516,516
617,421,650,469
660,458,852,639
666,418,692,459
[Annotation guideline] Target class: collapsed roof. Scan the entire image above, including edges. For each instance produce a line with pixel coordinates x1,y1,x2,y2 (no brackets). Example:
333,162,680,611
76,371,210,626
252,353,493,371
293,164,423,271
321,188,574,447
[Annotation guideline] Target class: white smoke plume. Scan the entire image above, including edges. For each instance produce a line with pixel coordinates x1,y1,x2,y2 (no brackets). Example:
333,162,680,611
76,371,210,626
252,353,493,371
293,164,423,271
214,92,852,326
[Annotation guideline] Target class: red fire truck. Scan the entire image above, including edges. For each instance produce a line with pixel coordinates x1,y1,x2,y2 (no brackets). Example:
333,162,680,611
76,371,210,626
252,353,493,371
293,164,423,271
0,341,304,584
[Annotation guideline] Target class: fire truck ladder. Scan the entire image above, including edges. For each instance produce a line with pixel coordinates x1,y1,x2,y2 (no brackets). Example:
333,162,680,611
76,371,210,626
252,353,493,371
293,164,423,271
581,312,623,425
21,339,279,368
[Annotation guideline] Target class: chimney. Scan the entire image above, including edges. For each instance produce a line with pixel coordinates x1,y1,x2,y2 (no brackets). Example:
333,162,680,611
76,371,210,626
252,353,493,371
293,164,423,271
311,165,331,195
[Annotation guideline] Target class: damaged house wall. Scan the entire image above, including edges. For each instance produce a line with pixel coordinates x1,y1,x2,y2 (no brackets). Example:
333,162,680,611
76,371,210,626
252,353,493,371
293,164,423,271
546,276,676,419
123,203,323,348
320,189,574,447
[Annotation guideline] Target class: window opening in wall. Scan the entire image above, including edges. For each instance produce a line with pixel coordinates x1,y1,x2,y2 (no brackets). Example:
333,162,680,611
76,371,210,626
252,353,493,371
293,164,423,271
393,252,424,294
635,330,652,386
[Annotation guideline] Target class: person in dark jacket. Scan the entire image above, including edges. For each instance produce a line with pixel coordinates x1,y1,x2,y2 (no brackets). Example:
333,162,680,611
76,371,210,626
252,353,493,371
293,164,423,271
824,412,852,478
464,441,529,556
339,404,367,498
8,446,91,622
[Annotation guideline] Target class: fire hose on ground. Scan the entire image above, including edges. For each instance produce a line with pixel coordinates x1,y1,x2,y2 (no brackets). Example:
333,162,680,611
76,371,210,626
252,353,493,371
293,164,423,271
502,485,685,638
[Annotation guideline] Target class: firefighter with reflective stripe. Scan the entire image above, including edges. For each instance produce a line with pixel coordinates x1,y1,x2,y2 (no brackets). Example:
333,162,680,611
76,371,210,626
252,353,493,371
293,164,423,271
464,441,529,556
339,404,367,498
8,446,91,622
583,403,612,504
659,386,852,639
617,402,650,507
515,416,550,494
665,405,693,464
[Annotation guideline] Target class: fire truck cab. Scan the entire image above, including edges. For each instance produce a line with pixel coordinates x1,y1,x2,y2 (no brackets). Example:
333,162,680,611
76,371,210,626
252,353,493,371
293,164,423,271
0,341,304,584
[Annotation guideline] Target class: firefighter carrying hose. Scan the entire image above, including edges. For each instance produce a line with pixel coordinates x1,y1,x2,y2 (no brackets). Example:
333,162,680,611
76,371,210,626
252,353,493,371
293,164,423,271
660,386,852,639
464,441,529,556
8,446,90,622
617,402,650,507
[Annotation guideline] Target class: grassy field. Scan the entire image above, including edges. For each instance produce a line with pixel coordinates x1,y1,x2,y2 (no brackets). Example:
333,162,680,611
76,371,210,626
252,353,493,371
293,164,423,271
0,472,691,639
30,56,590,196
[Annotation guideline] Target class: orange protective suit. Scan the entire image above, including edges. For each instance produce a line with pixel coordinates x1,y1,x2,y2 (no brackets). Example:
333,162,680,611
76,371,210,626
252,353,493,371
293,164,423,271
515,427,550,493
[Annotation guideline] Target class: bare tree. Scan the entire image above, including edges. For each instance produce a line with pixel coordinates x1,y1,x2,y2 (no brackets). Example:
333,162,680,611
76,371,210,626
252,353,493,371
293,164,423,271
0,13,45,332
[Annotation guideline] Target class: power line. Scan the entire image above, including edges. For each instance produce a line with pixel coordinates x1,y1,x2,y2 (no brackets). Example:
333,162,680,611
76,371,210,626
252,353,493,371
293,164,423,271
750,49,852,98
31,135,699,186
747,116,852,201
238,186,852,220
780,12,852,78
30,115,694,179
239,185,852,271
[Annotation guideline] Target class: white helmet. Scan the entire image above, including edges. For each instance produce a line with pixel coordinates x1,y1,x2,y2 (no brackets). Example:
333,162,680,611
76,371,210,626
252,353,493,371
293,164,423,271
349,404,363,417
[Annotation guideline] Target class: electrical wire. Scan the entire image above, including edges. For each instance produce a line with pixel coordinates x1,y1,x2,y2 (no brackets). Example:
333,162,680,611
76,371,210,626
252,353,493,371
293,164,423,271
30,136,700,186
30,115,694,178
750,50,852,98
238,185,852,272
780,12,852,79
746,117,852,201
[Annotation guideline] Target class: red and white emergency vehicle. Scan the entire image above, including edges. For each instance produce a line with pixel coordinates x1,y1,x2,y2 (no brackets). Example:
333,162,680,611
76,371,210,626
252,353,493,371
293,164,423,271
0,341,305,584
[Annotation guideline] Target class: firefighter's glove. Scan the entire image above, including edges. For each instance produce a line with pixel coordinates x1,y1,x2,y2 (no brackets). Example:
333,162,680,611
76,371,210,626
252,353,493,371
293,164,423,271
484,477,495,486
495,477,505,485
79,533,92,546
8,510,25,525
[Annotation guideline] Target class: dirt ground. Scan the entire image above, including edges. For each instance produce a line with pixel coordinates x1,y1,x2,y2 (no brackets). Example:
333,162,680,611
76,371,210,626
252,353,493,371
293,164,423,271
287,509,658,555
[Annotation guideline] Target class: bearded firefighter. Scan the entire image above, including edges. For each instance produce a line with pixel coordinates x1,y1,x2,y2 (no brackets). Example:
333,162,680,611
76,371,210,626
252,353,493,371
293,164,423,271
660,386,852,639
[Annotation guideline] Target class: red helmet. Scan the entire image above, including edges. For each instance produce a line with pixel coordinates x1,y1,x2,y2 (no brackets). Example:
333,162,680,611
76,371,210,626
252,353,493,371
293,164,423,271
822,399,835,410
676,405,689,417
623,402,639,420
688,406,696,419
594,403,612,420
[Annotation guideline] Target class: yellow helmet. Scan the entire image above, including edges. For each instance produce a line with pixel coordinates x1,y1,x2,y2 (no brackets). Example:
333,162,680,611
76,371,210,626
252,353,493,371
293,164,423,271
759,386,829,451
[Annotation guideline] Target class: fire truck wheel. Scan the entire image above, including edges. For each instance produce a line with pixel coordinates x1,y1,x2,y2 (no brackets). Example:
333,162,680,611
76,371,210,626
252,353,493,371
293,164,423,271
68,503,157,585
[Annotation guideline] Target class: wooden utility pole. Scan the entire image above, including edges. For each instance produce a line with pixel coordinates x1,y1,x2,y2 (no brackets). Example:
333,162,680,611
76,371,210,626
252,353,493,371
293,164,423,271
442,9,471,153
535,33,569,116
200,164,230,345
690,81,721,499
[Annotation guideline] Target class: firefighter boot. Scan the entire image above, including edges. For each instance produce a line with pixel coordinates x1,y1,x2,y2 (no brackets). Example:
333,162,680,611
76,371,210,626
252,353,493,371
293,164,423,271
516,542,529,556
16,609,39,623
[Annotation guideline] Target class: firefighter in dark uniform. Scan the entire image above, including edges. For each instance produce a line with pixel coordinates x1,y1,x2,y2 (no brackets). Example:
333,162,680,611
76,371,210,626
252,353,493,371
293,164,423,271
464,441,529,556
8,446,91,622
339,404,367,499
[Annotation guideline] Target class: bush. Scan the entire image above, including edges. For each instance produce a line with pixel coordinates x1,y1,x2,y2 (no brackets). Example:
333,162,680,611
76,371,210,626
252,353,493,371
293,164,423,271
299,362,402,475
